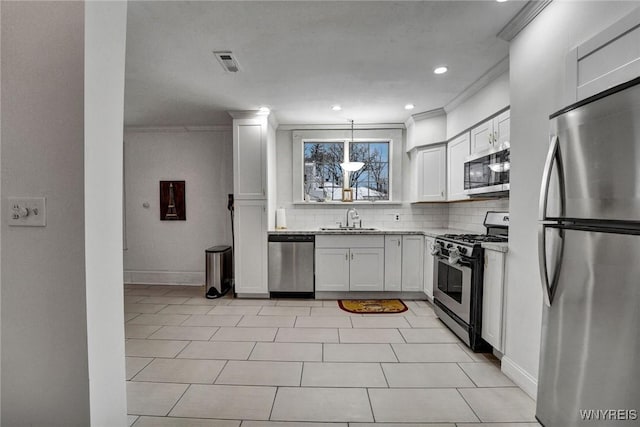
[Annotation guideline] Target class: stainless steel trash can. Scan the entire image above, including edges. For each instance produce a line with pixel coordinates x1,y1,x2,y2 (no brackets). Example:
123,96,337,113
205,245,232,298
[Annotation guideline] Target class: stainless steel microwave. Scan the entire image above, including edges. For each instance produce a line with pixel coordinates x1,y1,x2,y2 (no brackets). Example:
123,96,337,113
463,143,510,196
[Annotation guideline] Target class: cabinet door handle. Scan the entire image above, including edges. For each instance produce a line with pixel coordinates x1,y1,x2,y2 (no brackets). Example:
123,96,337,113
397,239,400,247
351,252,354,261
345,252,349,261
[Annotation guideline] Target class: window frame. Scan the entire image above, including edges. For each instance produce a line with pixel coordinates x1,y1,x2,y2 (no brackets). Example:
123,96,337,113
292,128,402,204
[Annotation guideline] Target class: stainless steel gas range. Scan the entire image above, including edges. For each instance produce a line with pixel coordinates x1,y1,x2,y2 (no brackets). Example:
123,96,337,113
432,211,509,352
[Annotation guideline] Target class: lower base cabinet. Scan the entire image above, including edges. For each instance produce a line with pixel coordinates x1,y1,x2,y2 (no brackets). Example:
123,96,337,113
234,200,267,295
384,235,402,291
482,248,506,351
401,235,424,291
315,236,384,292
424,236,435,300
315,248,350,292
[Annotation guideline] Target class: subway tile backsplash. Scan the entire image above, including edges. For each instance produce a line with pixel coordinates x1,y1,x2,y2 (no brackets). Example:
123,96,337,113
278,198,509,232
447,198,510,233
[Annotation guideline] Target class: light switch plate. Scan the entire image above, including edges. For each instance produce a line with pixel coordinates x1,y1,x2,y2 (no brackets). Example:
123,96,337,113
8,197,46,227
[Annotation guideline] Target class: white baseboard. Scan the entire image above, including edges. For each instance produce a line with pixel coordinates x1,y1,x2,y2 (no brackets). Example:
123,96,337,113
501,356,538,399
124,270,204,286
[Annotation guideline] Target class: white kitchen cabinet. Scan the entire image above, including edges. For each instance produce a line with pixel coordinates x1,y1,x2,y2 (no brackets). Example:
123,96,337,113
234,200,268,295
423,236,435,300
384,235,402,291
315,235,385,292
470,120,493,154
416,145,446,202
349,248,385,291
470,110,510,155
482,248,506,352
315,248,350,292
232,115,267,200
401,235,424,291
447,132,470,201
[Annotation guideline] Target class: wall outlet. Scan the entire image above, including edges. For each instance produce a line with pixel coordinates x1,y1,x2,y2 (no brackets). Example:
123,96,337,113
394,213,400,222
8,197,46,227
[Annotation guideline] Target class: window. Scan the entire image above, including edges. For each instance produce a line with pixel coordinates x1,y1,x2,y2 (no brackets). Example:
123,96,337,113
303,140,390,201
293,128,402,203
349,142,389,201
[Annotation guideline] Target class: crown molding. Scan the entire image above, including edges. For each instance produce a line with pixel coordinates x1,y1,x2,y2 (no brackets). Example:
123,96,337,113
124,125,231,133
411,108,446,122
497,0,553,41
444,56,509,113
277,123,406,131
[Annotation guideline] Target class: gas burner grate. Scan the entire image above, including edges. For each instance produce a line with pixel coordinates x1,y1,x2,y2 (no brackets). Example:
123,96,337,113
442,234,507,244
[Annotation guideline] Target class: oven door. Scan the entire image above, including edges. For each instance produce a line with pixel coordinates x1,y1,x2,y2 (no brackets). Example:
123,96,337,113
433,255,472,324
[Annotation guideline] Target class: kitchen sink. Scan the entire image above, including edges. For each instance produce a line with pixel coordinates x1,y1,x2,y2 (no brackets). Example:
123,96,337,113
319,227,379,231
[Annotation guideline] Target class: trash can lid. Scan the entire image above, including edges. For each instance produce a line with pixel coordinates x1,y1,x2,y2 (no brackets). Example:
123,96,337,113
206,245,232,253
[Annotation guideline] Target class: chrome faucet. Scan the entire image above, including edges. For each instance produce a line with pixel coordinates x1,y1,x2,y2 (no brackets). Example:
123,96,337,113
345,208,361,228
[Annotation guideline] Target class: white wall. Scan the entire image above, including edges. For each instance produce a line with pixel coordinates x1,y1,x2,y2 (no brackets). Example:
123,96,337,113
85,1,128,425
504,1,639,398
1,2,90,425
446,71,510,139
124,128,233,285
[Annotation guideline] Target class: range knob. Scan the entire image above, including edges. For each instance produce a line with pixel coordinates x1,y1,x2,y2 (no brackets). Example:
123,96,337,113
447,243,453,249
458,246,467,255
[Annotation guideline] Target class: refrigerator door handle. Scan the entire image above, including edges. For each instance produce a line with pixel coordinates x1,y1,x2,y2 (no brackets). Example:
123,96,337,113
538,225,554,306
539,135,558,221
539,135,566,221
538,224,565,306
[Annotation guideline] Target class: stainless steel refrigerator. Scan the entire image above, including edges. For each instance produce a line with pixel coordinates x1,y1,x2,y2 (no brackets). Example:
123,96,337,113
537,77,640,427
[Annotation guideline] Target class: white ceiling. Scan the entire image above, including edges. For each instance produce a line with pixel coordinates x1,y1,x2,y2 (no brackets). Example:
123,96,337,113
124,1,523,126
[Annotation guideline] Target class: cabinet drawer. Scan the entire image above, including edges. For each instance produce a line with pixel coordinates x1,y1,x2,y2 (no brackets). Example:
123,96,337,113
315,235,384,249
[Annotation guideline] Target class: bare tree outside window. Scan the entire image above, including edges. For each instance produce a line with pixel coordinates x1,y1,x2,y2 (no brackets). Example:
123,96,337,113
303,140,390,201
350,142,389,200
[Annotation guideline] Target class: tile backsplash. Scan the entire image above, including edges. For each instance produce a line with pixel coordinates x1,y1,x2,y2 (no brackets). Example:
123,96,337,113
276,198,509,232
448,198,510,233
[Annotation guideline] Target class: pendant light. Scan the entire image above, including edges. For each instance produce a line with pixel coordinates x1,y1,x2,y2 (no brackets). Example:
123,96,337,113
340,120,364,172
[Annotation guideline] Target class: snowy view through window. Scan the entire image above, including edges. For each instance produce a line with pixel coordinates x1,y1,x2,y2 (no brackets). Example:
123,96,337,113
304,141,389,201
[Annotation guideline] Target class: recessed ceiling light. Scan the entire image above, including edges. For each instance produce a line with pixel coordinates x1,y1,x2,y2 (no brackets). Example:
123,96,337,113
332,105,342,111
496,0,508,2
405,104,415,110
434,66,448,75
258,106,270,115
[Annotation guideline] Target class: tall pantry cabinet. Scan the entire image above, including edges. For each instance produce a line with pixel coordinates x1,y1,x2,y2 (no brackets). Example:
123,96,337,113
230,111,274,297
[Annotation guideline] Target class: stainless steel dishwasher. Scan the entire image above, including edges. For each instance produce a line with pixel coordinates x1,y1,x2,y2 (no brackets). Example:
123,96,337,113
268,234,315,296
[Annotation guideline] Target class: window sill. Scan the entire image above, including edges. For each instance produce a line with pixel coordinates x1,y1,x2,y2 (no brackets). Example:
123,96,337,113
292,201,404,206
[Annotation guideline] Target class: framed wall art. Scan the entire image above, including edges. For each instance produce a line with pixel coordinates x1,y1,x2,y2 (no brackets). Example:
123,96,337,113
160,180,186,220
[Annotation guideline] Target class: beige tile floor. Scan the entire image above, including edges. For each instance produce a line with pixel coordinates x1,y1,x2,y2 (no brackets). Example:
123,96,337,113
125,284,540,427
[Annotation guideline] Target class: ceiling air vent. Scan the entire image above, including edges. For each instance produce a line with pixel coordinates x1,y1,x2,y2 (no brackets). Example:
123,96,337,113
213,51,240,73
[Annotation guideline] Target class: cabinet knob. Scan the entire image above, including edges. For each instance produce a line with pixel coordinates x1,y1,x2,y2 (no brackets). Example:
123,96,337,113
345,252,349,261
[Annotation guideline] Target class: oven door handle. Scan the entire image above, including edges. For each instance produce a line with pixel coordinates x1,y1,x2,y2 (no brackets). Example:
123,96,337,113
436,255,472,271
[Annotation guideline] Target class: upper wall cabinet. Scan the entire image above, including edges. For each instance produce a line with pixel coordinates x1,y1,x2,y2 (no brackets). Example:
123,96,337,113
567,8,640,102
447,132,470,201
415,144,446,202
232,115,267,199
470,110,510,155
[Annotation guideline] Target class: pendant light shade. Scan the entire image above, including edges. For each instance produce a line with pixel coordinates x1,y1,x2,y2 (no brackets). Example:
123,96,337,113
340,161,364,172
